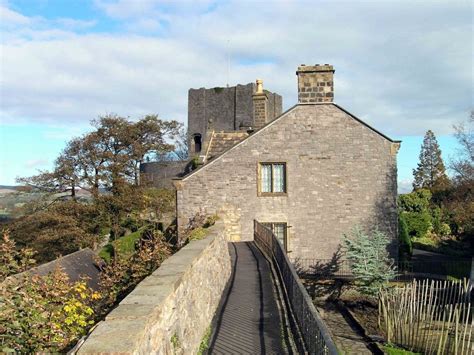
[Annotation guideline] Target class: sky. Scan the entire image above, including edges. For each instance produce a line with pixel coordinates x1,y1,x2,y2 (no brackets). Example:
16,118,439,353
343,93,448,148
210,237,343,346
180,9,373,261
0,0,472,193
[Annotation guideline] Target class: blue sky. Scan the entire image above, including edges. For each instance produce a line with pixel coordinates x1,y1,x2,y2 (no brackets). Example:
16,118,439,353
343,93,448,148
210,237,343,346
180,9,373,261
0,0,472,193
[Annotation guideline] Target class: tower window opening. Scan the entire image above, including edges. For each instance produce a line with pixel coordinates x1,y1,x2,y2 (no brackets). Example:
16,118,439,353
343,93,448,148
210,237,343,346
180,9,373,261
193,134,202,153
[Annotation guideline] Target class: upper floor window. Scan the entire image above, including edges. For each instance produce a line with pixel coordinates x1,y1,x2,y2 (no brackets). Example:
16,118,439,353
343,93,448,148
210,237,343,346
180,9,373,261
259,162,286,195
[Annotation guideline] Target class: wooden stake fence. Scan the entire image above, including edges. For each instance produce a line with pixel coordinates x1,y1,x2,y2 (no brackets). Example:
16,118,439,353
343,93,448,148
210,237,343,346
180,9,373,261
379,279,473,354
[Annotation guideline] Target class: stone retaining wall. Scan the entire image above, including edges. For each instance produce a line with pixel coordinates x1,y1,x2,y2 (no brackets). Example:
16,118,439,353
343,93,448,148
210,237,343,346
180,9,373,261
77,221,231,354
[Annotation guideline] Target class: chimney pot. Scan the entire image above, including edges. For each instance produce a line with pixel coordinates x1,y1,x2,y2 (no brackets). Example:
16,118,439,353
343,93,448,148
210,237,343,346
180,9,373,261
256,79,264,94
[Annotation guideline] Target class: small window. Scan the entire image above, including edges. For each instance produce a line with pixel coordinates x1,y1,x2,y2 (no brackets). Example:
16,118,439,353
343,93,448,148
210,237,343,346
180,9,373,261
259,163,286,195
193,134,202,153
263,222,288,251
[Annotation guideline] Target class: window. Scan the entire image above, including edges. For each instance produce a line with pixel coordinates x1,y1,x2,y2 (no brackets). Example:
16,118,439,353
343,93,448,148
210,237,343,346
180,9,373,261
263,222,288,251
259,163,286,195
193,134,202,153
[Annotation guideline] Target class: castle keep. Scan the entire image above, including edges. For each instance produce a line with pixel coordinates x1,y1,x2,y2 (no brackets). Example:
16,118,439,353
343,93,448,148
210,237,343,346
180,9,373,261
175,64,400,260
188,82,282,155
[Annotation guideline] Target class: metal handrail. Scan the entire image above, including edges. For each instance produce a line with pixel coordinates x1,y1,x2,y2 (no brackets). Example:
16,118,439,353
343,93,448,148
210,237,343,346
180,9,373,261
254,220,338,355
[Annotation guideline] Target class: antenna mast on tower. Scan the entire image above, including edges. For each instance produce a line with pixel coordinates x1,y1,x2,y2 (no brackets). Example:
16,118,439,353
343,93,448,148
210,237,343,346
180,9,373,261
226,39,230,88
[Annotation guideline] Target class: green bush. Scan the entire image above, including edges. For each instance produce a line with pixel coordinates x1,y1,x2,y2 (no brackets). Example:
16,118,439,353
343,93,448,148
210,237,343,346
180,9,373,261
398,189,431,213
120,217,139,232
99,227,145,262
398,214,412,258
438,223,451,237
402,211,432,239
188,227,208,241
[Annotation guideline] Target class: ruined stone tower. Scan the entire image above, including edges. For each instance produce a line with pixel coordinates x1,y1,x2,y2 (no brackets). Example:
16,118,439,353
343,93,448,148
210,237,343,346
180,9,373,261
187,82,282,155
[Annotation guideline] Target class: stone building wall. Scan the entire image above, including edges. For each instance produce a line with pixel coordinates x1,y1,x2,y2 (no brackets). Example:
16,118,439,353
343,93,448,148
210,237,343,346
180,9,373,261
77,221,231,354
188,83,282,151
176,103,399,260
140,161,190,189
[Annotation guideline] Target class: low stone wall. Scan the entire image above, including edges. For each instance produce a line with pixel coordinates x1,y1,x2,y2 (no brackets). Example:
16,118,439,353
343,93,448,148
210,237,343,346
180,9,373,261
78,221,231,354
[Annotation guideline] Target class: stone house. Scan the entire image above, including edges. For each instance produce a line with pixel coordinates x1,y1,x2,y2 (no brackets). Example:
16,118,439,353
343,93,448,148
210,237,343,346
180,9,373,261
174,65,400,260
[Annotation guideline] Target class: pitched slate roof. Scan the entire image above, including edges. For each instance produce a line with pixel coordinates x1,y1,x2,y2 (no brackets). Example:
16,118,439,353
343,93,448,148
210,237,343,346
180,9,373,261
16,248,103,290
203,131,249,163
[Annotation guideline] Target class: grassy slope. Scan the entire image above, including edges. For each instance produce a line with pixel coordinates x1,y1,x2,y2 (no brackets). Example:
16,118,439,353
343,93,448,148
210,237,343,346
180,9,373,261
99,228,143,263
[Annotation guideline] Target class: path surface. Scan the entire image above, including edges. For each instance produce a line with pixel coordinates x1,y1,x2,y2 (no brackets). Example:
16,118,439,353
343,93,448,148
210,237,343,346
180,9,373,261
317,303,372,355
412,248,470,261
208,242,291,354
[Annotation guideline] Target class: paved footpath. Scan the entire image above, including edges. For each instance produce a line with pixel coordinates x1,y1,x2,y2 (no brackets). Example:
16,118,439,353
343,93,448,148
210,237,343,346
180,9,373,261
208,242,291,355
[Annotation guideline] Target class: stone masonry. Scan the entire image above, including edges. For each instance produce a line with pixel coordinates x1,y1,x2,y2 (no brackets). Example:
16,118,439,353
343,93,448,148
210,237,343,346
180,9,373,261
188,83,282,153
175,103,400,260
78,221,231,354
253,82,269,129
297,64,335,103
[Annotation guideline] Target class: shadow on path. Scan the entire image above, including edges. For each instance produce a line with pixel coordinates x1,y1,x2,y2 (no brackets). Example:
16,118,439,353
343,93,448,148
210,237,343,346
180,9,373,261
208,242,290,354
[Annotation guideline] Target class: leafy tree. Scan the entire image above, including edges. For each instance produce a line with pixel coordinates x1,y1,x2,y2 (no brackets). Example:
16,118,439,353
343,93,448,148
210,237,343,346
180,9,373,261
18,114,181,197
445,113,474,240
398,188,432,213
402,211,432,239
413,130,450,191
398,214,412,259
126,115,180,185
0,268,100,353
398,189,433,239
343,227,396,296
98,230,171,313
0,230,36,280
9,201,100,263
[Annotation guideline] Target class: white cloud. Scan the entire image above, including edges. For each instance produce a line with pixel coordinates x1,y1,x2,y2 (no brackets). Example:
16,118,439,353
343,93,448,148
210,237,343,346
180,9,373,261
0,0,472,137
55,18,97,30
0,4,29,25
25,158,48,169
398,179,413,195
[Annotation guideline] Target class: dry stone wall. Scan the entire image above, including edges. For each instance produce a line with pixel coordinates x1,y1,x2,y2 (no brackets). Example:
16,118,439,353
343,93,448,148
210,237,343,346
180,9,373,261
77,221,231,354
176,103,399,260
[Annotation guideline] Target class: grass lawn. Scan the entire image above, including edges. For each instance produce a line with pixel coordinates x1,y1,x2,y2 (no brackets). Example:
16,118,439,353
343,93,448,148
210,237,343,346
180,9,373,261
99,228,144,263
412,236,472,258
381,344,421,355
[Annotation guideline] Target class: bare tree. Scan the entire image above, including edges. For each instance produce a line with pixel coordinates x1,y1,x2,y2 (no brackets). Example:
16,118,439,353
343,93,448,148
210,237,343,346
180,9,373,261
172,124,189,161
450,111,474,183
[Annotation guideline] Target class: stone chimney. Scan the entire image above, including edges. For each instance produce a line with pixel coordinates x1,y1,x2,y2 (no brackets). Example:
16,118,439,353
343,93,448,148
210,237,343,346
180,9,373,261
296,64,335,103
253,79,268,129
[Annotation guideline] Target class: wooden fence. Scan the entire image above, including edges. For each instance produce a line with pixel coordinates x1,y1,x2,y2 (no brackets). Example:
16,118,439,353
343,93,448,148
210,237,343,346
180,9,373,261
379,279,473,354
